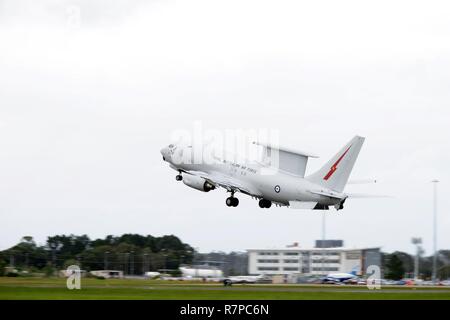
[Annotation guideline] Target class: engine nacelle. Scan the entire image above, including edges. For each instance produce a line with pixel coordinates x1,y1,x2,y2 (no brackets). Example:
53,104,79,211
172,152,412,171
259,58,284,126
182,175,215,192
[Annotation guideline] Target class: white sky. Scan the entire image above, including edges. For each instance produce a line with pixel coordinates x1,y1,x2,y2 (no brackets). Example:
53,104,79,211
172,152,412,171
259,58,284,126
0,0,449,254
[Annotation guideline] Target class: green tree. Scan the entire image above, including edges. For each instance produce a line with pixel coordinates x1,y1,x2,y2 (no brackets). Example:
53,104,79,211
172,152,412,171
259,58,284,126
385,254,405,280
43,263,56,277
0,258,6,276
63,259,79,269
438,265,450,280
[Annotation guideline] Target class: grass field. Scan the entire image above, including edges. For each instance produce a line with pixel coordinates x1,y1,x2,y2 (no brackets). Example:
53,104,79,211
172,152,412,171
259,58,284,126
1,277,450,300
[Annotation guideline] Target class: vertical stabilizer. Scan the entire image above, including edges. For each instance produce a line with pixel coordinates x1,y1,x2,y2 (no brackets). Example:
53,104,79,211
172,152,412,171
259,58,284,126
306,136,365,192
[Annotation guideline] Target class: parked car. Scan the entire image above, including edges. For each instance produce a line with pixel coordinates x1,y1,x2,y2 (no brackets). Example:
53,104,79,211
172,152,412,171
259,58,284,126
381,279,397,285
439,280,450,286
357,279,367,285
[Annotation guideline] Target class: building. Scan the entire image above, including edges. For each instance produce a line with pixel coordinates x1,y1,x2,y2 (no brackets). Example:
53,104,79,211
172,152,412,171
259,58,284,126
247,241,381,276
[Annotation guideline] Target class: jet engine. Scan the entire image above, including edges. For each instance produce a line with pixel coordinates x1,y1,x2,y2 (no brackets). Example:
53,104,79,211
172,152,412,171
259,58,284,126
182,175,215,192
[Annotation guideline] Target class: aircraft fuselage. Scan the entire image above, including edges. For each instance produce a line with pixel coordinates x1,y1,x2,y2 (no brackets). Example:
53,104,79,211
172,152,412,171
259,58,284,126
162,146,344,208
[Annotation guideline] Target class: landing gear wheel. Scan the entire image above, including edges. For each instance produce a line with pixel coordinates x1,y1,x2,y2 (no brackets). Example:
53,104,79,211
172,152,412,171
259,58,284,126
259,199,272,208
259,199,265,208
226,197,239,207
175,174,183,181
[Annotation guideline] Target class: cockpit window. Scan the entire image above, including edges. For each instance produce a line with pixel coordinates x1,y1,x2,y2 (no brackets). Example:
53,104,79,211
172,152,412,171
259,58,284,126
168,144,174,148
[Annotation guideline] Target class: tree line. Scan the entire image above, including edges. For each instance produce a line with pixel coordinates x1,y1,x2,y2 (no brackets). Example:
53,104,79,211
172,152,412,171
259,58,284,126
0,234,195,276
383,251,450,280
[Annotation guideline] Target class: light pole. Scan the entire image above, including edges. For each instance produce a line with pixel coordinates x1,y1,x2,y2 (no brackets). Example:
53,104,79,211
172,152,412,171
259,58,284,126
130,251,135,276
411,238,422,280
321,211,326,275
124,252,130,276
432,179,439,284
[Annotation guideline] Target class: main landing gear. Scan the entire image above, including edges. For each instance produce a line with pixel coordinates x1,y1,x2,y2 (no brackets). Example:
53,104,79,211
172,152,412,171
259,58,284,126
226,192,239,207
175,172,183,181
258,199,272,209
226,197,239,207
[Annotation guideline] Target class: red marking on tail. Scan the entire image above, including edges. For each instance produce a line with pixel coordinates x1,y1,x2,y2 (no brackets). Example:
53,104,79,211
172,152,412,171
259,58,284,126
323,145,352,180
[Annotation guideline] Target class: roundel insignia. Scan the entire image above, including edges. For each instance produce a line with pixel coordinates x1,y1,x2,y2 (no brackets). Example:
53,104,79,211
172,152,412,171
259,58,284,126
274,185,281,193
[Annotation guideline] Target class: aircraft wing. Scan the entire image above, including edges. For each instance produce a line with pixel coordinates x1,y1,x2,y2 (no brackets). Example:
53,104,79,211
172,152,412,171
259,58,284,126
183,170,263,197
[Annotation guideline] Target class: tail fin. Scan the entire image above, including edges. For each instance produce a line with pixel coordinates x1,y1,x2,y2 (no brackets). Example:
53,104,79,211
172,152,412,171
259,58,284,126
350,264,361,276
350,265,360,276
306,136,365,192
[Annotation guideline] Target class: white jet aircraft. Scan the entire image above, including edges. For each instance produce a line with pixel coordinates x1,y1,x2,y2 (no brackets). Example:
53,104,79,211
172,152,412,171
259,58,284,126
222,275,268,286
161,136,365,210
322,272,358,284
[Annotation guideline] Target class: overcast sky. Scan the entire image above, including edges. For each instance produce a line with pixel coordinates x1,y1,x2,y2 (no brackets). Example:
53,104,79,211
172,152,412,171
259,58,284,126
0,0,449,255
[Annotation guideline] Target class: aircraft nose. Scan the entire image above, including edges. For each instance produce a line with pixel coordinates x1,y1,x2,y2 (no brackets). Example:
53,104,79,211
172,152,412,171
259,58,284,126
160,147,169,161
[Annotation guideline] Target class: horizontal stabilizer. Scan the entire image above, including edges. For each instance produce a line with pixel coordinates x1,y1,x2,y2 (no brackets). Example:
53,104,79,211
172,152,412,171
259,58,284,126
309,190,346,200
346,193,392,199
347,179,377,185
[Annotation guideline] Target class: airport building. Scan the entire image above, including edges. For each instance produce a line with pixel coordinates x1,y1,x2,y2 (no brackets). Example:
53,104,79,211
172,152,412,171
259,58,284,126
247,240,381,276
